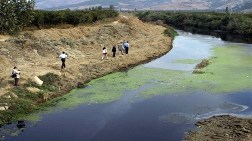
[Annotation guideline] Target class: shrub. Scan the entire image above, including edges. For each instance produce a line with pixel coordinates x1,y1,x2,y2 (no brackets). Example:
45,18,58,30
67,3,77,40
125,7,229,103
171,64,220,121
163,26,178,38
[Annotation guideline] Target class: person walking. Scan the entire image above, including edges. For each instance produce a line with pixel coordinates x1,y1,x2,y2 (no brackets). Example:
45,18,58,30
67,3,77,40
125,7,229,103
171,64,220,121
102,47,108,60
59,51,67,69
12,66,20,86
112,45,116,57
118,42,125,55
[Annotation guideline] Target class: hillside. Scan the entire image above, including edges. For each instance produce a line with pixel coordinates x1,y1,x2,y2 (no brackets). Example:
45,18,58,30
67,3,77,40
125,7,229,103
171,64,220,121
0,14,171,120
36,0,252,12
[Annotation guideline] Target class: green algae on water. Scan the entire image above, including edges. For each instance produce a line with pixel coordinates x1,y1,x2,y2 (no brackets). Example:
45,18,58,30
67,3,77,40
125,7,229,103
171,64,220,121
141,45,252,96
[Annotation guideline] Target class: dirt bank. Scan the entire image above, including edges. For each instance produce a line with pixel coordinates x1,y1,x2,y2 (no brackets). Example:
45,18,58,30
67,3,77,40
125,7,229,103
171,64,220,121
185,115,252,141
0,14,171,110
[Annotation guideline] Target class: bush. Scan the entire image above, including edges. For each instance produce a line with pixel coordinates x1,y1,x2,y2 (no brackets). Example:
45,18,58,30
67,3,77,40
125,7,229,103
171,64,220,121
136,11,252,35
30,8,118,28
0,0,35,34
163,26,178,38
38,73,60,92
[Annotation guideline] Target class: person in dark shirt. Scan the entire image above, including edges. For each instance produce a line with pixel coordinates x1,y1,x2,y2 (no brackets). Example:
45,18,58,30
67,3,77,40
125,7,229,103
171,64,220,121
112,45,117,57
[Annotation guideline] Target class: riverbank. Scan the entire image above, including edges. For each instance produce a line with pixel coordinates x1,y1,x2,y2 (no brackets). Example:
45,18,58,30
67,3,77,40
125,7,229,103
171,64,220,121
185,115,252,141
0,14,172,123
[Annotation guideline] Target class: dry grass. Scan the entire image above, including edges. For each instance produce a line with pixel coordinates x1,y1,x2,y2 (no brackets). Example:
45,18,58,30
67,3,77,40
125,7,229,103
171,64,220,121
0,14,171,98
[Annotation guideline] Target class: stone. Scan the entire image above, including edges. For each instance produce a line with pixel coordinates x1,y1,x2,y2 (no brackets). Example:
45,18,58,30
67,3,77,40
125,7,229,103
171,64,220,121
0,103,9,111
33,76,43,86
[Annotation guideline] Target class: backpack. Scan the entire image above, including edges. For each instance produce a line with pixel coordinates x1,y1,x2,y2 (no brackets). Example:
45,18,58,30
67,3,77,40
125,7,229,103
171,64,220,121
11,73,17,78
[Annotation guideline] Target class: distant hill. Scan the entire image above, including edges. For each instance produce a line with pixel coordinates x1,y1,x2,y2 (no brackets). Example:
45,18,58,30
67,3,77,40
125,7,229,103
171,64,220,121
35,0,252,12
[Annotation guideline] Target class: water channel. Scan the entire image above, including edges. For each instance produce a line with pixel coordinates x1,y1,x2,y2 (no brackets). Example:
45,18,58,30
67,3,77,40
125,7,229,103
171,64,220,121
1,31,252,141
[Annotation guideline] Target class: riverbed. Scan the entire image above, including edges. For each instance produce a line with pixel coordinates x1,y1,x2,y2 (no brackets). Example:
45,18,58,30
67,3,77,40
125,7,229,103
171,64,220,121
1,31,252,141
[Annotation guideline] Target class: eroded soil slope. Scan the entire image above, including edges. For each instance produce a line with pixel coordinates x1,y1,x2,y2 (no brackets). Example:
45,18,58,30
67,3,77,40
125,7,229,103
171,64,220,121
0,14,171,98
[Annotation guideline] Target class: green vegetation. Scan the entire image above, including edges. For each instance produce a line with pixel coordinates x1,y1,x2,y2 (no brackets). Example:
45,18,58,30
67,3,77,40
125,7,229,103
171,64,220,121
136,11,252,35
0,0,35,34
0,1,118,34
163,26,178,38
195,59,210,69
0,73,60,124
31,8,118,28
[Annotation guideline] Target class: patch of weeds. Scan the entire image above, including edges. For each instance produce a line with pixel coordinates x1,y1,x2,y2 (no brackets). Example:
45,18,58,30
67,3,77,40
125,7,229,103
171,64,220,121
38,73,60,92
0,99,37,124
11,87,40,101
163,26,178,38
192,59,211,74
23,80,38,88
195,59,210,69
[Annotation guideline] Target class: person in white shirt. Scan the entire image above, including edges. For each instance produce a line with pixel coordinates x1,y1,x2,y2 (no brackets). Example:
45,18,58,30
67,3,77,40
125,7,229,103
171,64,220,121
12,66,20,86
102,47,108,60
124,41,130,54
59,51,67,69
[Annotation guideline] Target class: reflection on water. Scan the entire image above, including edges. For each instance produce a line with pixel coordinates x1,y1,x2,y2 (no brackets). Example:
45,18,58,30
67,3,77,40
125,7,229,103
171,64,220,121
144,31,216,70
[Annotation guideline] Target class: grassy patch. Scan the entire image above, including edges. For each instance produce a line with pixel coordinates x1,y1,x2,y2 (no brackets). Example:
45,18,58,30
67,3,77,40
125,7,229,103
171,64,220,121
0,73,61,124
163,26,178,38
38,73,60,92
0,98,37,124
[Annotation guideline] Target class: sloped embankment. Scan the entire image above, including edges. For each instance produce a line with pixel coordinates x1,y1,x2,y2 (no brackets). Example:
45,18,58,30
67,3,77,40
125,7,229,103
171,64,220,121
0,14,172,122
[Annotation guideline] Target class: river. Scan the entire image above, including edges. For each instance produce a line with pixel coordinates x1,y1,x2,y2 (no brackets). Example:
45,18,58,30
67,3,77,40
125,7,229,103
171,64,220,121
1,31,252,141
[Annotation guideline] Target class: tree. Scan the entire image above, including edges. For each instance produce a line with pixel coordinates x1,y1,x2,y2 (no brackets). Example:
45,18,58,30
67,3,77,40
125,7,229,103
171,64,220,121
0,0,35,34
109,5,114,10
